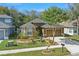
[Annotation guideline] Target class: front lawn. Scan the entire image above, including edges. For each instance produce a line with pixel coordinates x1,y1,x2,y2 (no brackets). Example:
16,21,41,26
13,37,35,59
0,39,46,50
0,47,70,56
67,35,79,42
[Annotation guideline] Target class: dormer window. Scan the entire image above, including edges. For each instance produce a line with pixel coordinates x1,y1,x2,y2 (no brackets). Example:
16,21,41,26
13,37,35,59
5,19,12,23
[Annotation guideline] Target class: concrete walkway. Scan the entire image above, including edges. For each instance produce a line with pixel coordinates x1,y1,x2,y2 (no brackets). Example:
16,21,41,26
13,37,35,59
0,45,62,55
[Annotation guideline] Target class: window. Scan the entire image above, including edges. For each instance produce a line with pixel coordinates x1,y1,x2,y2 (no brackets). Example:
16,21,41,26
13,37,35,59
27,31,32,36
69,30,72,33
5,19,12,23
74,30,77,33
69,28,72,33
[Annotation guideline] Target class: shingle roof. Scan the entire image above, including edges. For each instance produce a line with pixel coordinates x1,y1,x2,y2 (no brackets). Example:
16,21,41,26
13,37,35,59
20,18,47,28
31,18,47,24
42,24,65,28
0,14,12,18
0,22,14,28
60,19,78,28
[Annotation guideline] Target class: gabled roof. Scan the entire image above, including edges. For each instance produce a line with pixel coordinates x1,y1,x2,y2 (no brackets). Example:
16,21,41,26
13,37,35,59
20,18,47,28
42,24,65,28
31,18,47,24
60,19,78,27
0,14,12,18
0,22,14,28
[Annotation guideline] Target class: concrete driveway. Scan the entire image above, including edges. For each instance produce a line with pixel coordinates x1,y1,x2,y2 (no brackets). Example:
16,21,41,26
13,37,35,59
66,45,79,55
54,37,79,55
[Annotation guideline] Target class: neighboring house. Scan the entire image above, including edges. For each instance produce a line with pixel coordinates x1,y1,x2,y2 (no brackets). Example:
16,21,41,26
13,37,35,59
20,18,65,37
60,20,79,35
0,14,15,40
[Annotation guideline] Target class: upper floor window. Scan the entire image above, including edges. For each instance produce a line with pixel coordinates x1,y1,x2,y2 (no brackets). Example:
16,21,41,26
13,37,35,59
4,19,12,23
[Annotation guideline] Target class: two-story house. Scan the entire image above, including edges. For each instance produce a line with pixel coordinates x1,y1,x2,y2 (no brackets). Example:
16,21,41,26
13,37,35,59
0,14,15,40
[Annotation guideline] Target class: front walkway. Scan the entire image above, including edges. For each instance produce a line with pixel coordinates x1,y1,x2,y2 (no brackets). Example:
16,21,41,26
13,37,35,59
0,45,62,55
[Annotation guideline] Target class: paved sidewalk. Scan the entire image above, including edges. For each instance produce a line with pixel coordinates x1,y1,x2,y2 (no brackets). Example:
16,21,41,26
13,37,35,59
0,45,62,55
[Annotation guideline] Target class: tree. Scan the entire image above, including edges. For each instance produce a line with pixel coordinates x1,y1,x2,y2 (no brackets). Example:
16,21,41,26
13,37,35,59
40,7,69,24
25,10,39,20
69,3,79,35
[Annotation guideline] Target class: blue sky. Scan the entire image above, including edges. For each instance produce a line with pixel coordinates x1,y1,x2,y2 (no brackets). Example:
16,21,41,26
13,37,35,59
0,3,69,12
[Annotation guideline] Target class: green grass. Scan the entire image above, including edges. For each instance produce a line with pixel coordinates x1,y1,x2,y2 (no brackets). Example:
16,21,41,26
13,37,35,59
67,35,79,42
0,40,46,50
0,47,70,56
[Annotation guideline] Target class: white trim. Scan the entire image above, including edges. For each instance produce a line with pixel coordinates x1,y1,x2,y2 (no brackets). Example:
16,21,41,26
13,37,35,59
0,29,9,40
4,29,8,39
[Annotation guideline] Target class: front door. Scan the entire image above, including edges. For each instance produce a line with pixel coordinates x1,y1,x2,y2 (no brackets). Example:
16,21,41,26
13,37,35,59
36,26,42,36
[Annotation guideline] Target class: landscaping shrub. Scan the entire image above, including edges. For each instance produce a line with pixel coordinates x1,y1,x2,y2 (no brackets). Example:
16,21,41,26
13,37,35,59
0,40,18,47
0,40,8,47
9,32,17,39
64,34,71,37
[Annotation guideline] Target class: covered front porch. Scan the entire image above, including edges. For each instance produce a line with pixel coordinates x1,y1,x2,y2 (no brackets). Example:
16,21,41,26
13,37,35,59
42,24,65,37
42,28,64,37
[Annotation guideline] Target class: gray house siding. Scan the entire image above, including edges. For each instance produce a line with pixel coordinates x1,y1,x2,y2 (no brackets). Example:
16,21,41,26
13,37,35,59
0,29,9,40
0,29,4,40
0,15,15,40
0,28,15,40
0,18,12,25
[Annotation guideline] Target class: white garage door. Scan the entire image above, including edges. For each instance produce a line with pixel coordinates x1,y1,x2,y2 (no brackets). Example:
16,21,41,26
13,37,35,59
0,29,4,40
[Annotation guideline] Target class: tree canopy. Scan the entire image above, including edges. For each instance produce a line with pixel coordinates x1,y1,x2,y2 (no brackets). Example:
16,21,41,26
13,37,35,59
40,7,69,24
0,7,38,28
68,3,79,20
0,6,70,27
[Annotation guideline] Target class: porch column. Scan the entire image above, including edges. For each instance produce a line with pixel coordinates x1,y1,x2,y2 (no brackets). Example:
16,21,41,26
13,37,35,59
42,29,44,37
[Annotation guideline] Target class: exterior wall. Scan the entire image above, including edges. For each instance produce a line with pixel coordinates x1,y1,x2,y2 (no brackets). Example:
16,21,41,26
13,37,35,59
0,18,12,25
21,25,41,37
0,28,15,40
0,16,14,40
21,27,34,36
21,28,25,34
64,27,77,35
0,29,9,40
0,29,5,40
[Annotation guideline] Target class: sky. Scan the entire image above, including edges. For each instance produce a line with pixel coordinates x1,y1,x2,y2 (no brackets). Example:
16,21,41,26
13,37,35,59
0,3,69,12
